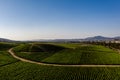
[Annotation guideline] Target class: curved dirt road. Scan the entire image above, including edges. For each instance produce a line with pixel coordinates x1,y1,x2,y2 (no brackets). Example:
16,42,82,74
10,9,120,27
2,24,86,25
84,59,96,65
8,48,120,67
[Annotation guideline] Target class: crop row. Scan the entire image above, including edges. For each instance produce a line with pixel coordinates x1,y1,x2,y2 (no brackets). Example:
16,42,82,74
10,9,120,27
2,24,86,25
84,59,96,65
1,61,120,80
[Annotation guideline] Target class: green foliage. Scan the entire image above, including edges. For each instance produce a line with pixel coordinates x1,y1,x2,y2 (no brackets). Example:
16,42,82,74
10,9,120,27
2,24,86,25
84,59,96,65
13,44,31,52
86,41,120,49
34,44,66,53
16,52,56,62
0,51,19,67
0,42,19,66
0,42,16,51
54,43,82,48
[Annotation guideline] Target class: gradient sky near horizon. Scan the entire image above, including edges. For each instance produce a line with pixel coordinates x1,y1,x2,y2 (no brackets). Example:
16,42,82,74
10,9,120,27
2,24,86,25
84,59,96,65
0,0,120,40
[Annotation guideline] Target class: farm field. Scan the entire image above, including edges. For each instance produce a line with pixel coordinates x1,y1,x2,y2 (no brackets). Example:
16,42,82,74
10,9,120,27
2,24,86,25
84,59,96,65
13,43,120,65
0,42,19,67
1,42,120,80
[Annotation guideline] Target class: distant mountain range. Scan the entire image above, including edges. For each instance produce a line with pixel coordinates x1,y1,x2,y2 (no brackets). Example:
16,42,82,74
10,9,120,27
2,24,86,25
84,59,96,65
33,36,120,42
0,36,120,42
84,36,120,41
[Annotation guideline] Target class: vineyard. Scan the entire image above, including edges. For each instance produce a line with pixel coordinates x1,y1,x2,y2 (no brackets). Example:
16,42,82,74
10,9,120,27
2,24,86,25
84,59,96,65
13,43,120,65
13,43,66,62
1,42,120,80
0,43,19,67
42,45,120,64
1,60,120,80
0,42,16,51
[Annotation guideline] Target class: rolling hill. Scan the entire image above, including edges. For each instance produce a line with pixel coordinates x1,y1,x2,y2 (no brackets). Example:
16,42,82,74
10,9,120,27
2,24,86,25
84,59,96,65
13,43,120,65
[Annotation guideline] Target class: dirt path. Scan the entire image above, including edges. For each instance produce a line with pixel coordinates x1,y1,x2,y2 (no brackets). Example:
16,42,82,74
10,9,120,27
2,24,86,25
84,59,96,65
117,49,120,54
8,48,120,67
111,47,120,54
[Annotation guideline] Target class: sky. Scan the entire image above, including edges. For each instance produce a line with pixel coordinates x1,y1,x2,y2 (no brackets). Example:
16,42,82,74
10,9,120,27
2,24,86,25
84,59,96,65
0,0,120,40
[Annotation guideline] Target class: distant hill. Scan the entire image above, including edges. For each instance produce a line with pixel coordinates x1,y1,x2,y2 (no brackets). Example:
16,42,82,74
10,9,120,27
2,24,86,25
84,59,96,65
114,36,120,40
0,38,14,42
84,36,113,41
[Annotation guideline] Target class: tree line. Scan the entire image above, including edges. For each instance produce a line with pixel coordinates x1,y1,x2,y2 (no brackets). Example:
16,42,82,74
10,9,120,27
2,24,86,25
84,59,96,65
83,41,120,49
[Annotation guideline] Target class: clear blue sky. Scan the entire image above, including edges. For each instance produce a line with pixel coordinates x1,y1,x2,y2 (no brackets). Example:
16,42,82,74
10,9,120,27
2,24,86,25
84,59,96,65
0,0,120,40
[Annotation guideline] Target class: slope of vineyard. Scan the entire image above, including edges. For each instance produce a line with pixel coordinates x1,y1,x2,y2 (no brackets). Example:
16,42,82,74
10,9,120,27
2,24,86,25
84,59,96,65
0,50,120,80
13,43,66,62
13,43,120,64
0,51,19,67
0,42,16,51
43,45,120,64
0,43,19,66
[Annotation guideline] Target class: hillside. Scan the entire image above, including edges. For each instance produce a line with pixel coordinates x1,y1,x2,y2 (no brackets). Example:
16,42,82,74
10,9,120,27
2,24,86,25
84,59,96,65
42,45,120,64
13,43,120,64
0,42,16,50
84,36,112,41
13,43,66,62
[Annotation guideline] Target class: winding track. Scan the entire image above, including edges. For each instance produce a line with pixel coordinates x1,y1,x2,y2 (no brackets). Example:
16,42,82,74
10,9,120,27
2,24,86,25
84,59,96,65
8,48,120,67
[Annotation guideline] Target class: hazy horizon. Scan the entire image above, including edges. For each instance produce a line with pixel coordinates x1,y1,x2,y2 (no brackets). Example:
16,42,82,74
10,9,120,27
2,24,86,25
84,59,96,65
0,0,120,40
